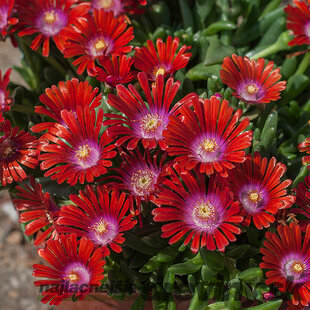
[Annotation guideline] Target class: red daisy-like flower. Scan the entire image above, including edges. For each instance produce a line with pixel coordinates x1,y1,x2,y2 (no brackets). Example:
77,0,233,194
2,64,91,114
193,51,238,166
91,0,144,17
104,72,197,150
105,149,169,212
0,0,18,39
298,137,310,167
163,95,253,177
0,120,39,186
134,36,192,81
57,186,137,256
220,54,286,104
33,233,105,305
31,78,102,133
260,223,310,307
0,68,13,122
38,107,117,185
13,176,59,246
291,176,310,231
152,168,243,253
224,152,295,229
92,54,135,88
17,0,89,57
63,9,134,75
285,0,310,46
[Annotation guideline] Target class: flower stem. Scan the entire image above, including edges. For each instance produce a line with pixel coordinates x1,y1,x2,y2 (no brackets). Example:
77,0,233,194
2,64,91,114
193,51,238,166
44,56,67,77
295,52,310,75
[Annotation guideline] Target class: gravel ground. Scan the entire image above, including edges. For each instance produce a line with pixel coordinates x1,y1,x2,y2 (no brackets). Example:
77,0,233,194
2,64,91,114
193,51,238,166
0,40,52,310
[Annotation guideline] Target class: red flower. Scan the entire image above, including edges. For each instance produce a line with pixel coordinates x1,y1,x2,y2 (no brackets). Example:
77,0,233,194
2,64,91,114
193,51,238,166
163,96,253,177
105,149,169,212
57,186,137,256
92,54,135,87
285,1,310,46
17,0,89,57
31,78,102,133
0,120,39,186
260,223,310,307
292,176,310,231
134,36,191,81
152,168,243,253
0,0,18,38
91,0,144,17
0,68,13,121
224,152,295,229
38,107,117,185
298,137,310,167
63,9,134,75
33,233,105,305
220,54,286,104
13,176,59,246
104,72,197,150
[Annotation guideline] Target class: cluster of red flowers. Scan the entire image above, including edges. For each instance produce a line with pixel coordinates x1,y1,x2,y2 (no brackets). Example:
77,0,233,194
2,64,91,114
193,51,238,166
0,0,310,307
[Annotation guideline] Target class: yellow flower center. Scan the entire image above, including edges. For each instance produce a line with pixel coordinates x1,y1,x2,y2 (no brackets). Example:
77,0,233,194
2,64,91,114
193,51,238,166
100,0,114,9
75,144,91,162
248,190,262,204
3,146,13,157
194,200,216,221
131,169,155,195
140,113,162,133
154,66,166,77
92,219,108,234
292,262,305,273
44,11,56,24
200,138,218,153
65,271,80,283
247,84,258,94
94,39,106,50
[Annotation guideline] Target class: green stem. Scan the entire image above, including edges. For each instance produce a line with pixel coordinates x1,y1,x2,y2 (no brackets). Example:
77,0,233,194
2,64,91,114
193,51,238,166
44,56,67,77
250,31,292,59
295,52,310,75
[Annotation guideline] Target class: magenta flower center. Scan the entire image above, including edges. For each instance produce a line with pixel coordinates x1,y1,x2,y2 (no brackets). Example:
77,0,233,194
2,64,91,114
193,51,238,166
74,143,99,168
63,262,90,285
130,169,155,196
0,5,9,30
36,9,68,37
88,217,117,246
194,135,224,163
100,0,114,9
199,138,218,153
305,22,310,39
0,138,16,160
192,200,216,229
284,258,307,282
140,113,162,134
239,185,266,214
248,190,262,204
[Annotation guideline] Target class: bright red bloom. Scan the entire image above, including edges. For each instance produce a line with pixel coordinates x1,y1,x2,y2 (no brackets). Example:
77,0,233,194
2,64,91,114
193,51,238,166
63,9,134,75
31,78,102,133
104,72,197,150
298,137,310,167
33,233,105,305
91,0,144,17
38,107,117,185
13,176,59,246
105,149,170,212
224,152,295,229
163,96,253,177
17,0,89,57
0,68,13,122
285,0,310,46
152,168,243,253
57,186,137,256
292,176,310,231
134,36,192,81
92,55,135,87
0,0,18,38
260,223,310,307
0,120,39,186
220,54,286,104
